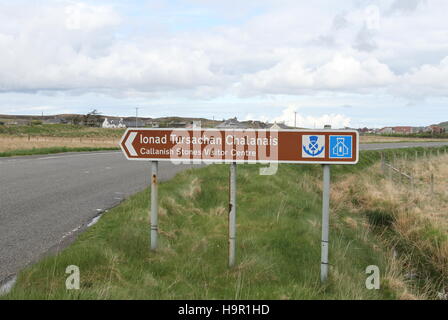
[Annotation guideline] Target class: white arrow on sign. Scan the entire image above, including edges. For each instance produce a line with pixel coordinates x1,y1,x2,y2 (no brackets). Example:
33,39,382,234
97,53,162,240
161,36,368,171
124,132,138,156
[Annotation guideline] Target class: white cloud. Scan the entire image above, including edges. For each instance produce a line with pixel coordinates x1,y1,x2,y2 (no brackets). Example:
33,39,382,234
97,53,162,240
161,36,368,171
270,106,351,129
240,53,396,95
0,0,447,104
64,3,121,30
397,56,448,96
0,2,218,93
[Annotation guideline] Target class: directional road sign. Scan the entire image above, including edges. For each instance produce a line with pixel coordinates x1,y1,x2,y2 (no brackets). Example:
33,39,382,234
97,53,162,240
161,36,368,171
120,128,359,164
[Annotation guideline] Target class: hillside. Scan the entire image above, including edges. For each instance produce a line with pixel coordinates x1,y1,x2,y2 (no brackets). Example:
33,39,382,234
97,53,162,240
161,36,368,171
437,121,448,130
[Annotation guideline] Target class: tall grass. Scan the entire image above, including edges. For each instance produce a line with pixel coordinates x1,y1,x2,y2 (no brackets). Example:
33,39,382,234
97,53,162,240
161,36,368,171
0,135,119,153
0,147,119,158
0,124,124,137
332,149,448,298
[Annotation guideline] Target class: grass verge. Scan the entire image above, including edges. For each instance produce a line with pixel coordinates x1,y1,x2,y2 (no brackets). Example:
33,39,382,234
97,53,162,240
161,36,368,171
332,147,448,299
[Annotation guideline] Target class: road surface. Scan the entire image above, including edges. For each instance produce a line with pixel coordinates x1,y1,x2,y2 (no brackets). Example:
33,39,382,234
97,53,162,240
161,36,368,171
0,151,202,284
1,141,447,284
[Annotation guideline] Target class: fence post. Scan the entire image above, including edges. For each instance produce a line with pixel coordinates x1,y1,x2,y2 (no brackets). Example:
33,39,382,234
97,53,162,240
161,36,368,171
388,162,392,181
150,161,159,251
430,173,434,195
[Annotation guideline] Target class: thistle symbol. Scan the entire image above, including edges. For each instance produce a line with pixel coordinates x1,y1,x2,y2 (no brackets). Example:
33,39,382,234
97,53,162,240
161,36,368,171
303,136,324,157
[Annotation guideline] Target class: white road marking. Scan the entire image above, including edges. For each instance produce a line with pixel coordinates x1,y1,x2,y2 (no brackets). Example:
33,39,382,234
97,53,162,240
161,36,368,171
60,226,82,241
87,216,101,227
0,276,17,296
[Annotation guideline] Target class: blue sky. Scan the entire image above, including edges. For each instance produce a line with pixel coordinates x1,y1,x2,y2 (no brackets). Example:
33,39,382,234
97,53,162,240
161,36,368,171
0,0,447,128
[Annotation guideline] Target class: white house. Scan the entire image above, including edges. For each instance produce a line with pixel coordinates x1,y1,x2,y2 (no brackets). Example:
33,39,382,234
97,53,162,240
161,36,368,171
102,118,126,128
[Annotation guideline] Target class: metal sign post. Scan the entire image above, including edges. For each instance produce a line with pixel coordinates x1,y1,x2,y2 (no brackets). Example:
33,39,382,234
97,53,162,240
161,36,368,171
120,128,359,275
229,162,237,267
320,164,331,282
150,161,159,251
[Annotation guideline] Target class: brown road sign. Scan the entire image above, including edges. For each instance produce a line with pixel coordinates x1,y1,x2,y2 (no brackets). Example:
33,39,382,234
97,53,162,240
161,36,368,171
120,128,359,164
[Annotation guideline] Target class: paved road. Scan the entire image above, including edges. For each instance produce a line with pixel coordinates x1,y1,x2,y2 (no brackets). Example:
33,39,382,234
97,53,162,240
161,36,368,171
1,141,447,284
0,151,201,284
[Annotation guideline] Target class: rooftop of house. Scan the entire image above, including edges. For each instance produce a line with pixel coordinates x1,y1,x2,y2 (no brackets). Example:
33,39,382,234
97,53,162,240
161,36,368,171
216,117,248,128
269,122,293,130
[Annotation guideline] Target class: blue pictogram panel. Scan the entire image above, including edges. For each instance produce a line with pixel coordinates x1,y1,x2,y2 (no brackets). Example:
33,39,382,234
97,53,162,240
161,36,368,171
329,136,352,159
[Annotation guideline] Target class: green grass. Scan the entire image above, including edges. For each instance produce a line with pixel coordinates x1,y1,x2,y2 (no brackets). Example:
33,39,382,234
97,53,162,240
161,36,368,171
0,147,119,158
3,146,446,300
4,153,417,300
0,124,124,137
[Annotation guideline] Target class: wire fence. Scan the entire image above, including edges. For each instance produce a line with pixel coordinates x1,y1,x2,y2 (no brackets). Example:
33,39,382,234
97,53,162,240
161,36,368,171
380,147,448,195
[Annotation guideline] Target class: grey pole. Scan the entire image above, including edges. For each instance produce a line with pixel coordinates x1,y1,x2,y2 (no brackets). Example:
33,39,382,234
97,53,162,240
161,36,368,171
151,161,159,251
321,164,331,282
229,162,237,267
430,173,434,195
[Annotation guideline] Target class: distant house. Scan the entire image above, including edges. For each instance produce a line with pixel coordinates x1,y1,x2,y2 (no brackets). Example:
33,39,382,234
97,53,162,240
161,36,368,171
185,121,202,129
357,127,372,134
243,120,269,129
145,121,159,128
412,127,425,134
378,127,393,134
268,122,292,130
102,118,126,128
216,117,247,129
424,125,445,134
392,126,413,134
